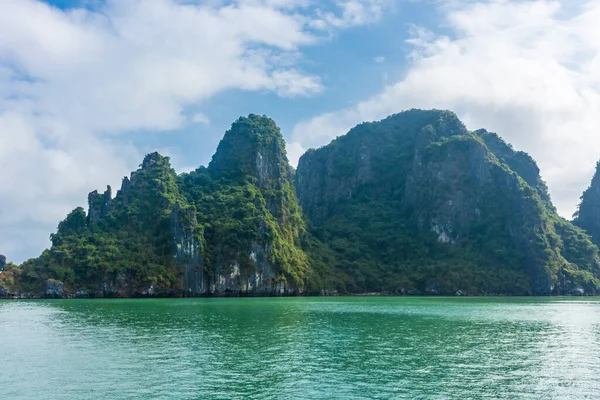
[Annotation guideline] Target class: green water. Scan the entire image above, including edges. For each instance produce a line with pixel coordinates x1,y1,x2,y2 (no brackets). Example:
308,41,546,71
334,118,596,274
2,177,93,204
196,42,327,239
1,297,600,399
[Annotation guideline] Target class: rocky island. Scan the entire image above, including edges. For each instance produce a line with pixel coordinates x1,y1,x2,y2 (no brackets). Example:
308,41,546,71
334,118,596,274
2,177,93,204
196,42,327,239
2,109,600,298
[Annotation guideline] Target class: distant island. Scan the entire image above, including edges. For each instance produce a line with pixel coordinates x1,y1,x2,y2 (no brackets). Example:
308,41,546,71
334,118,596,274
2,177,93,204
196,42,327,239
3,109,600,298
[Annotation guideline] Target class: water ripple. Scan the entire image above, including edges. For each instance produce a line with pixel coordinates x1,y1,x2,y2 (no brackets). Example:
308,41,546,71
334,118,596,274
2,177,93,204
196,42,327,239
2,297,600,399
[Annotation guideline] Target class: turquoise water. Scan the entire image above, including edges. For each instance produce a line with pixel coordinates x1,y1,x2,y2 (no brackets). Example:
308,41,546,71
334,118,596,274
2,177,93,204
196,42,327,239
1,297,600,399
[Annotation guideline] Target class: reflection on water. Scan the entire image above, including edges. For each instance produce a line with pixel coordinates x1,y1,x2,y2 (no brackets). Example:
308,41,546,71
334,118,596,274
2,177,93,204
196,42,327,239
1,297,600,399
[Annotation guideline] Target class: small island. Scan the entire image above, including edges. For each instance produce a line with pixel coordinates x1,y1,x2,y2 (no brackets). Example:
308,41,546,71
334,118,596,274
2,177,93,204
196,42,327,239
2,109,600,298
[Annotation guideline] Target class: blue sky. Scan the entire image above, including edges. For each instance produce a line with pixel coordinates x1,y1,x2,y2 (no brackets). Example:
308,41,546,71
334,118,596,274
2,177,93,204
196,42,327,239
1,0,600,263
134,5,438,169
41,0,442,169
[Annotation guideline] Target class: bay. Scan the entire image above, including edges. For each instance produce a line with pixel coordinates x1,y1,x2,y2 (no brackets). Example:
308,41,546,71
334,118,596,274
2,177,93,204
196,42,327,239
1,297,600,399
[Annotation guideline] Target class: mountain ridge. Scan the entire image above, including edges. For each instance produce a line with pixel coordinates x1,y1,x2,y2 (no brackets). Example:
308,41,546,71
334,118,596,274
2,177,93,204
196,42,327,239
2,109,600,297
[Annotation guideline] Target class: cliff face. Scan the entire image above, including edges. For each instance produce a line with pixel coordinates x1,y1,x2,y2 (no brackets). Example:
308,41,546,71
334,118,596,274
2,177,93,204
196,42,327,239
87,186,112,223
574,162,600,246
177,115,308,295
296,109,600,294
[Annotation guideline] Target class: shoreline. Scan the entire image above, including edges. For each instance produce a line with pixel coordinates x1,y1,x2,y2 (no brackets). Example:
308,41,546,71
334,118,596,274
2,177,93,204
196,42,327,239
1,291,595,300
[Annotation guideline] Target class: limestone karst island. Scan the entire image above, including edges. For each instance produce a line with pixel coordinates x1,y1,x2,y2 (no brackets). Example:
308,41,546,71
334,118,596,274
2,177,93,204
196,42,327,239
3,109,600,298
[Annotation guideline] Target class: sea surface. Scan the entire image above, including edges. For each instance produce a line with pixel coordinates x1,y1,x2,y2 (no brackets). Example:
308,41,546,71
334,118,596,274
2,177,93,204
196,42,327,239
1,297,600,399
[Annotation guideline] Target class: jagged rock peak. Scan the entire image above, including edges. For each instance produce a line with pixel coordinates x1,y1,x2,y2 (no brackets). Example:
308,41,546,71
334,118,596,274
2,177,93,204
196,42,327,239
120,176,130,192
141,152,169,169
209,114,292,184
87,185,112,223
130,152,177,188
0,254,6,270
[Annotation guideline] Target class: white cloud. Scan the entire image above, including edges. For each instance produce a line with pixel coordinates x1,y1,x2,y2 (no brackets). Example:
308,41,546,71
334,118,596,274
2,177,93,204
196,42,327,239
0,111,137,262
271,69,324,97
311,0,390,30
374,56,385,63
191,112,211,124
285,141,307,167
292,0,600,218
0,0,391,262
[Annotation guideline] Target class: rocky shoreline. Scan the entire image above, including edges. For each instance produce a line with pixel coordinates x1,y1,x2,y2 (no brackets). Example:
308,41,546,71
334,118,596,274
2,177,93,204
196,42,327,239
0,279,592,299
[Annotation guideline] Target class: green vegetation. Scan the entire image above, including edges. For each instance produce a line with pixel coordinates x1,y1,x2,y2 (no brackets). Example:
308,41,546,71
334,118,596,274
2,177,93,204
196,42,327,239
0,115,311,296
296,110,600,294
2,109,600,297
8,153,185,295
177,115,310,289
574,162,600,247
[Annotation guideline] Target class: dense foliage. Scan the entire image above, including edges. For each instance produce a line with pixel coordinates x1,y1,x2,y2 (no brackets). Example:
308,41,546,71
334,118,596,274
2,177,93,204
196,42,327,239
177,115,310,289
6,154,186,295
3,110,600,296
0,115,311,296
296,110,600,294
574,162,600,247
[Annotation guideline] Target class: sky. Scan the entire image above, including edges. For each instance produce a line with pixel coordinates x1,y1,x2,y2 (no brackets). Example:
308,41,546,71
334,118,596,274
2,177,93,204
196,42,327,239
0,0,599,263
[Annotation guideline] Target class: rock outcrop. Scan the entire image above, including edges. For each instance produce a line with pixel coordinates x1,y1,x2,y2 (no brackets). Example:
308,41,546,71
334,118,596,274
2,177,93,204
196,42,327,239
3,115,308,297
296,109,600,294
87,186,112,223
45,279,64,298
177,114,307,295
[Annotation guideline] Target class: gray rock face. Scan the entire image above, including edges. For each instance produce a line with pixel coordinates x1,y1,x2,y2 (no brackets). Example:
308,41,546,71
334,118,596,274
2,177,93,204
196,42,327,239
210,242,288,295
295,129,380,225
118,177,131,205
256,142,293,220
171,201,291,296
45,279,64,298
296,110,468,224
404,126,492,241
101,273,129,297
0,254,5,271
254,137,289,189
171,202,204,295
575,162,600,245
403,131,558,292
87,186,112,223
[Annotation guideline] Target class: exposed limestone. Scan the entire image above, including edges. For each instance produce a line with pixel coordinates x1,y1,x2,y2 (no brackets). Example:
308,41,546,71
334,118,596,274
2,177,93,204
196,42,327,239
45,279,64,298
87,186,112,223
575,162,600,246
171,202,204,295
